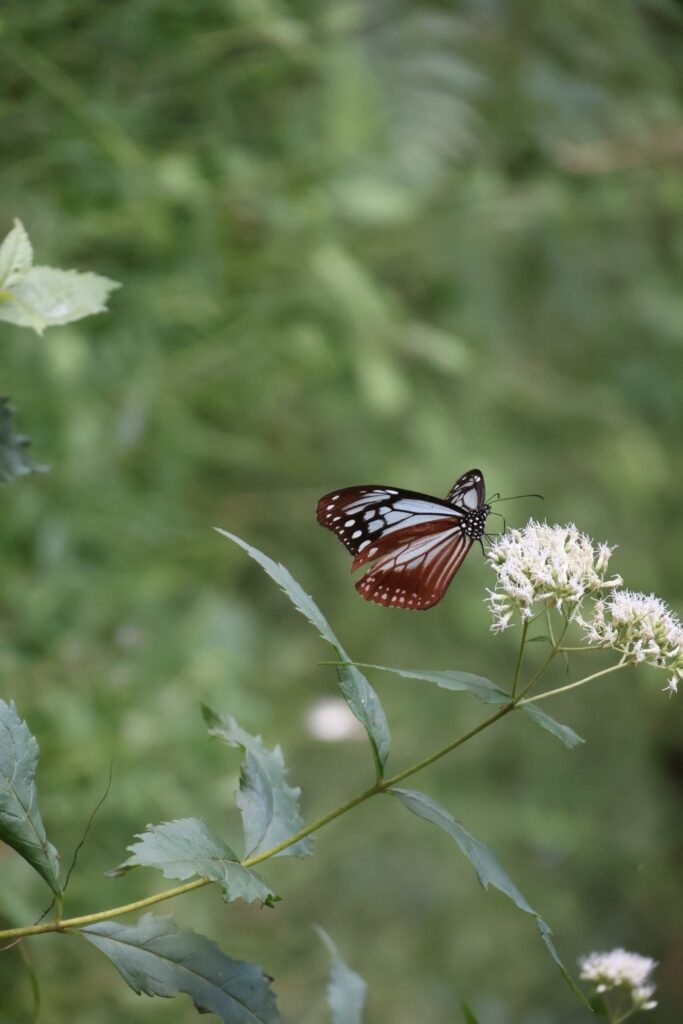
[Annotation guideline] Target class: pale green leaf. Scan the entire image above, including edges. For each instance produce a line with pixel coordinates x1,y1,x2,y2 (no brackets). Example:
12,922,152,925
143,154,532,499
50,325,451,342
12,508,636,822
215,529,390,776
315,927,367,1024
81,913,280,1023
110,818,277,906
0,699,61,895
391,788,588,1005
0,219,33,289
0,266,120,335
203,706,313,859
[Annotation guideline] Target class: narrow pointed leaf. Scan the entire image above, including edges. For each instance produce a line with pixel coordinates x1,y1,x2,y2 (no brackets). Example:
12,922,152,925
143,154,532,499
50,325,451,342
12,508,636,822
203,706,313,859
358,663,583,749
362,663,506,704
81,914,280,1023
0,700,61,895
391,788,588,1005
110,818,277,906
315,927,367,1024
519,703,584,749
215,529,390,775
461,1003,481,1024
0,219,33,289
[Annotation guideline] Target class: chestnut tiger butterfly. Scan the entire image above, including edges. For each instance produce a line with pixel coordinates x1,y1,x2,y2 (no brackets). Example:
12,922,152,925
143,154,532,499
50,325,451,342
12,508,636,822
316,468,493,610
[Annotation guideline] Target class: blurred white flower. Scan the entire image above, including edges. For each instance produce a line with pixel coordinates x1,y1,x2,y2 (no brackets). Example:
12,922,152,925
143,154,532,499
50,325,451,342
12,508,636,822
486,522,621,631
579,948,657,1011
305,697,365,742
580,590,683,695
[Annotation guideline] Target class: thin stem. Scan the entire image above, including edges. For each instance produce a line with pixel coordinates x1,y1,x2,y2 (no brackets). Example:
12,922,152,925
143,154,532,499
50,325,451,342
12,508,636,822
18,941,41,1023
511,620,528,699
545,604,556,647
0,879,212,940
517,662,627,705
0,705,513,942
515,618,570,703
243,784,381,868
379,704,514,790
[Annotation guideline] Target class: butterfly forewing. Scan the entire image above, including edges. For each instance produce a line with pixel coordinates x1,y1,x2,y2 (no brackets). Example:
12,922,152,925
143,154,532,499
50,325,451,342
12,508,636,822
317,469,488,610
444,469,486,509
316,486,463,559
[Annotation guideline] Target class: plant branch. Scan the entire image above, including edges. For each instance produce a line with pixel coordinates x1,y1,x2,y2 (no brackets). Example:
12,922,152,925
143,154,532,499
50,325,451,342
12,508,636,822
517,661,627,705
0,705,515,942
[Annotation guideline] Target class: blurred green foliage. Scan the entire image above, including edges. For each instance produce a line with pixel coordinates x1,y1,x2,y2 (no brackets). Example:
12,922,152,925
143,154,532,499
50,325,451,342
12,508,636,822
1,0,682,1020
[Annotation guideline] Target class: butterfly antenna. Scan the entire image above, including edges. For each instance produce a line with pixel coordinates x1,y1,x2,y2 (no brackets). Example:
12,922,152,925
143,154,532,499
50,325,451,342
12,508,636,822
489,492,544,505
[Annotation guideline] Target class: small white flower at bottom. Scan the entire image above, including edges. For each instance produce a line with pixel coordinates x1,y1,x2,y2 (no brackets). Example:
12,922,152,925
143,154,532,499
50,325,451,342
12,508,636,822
305,698,365,742
579,948,657,1011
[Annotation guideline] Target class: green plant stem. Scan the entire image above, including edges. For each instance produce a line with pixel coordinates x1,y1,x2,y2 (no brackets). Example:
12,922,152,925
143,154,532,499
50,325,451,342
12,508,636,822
515,617,570,703
517,661,627,705
0,705,514,942
18,941,41,1023
511,619,528,699
545,605,556,646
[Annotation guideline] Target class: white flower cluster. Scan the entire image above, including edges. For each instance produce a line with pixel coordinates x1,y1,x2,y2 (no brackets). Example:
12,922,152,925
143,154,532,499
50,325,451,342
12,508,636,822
579,948,657,1011
580,590,683,695
486,522,621,632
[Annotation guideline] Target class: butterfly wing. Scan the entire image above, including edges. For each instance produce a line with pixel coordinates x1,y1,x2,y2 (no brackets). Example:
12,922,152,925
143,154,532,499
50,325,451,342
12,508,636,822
356,523,473,609
316,486,462,560
445,468,486,509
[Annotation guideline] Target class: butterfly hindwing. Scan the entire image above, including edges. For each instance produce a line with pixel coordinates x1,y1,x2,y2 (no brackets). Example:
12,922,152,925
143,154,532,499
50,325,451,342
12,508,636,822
356,525,473,609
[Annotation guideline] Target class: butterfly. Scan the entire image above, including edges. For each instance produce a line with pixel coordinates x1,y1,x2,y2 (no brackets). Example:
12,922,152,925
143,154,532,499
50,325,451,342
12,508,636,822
316,468,492,610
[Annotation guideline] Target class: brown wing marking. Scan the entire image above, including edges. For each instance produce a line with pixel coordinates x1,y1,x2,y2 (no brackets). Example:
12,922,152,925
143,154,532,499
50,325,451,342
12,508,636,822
356,527,472,610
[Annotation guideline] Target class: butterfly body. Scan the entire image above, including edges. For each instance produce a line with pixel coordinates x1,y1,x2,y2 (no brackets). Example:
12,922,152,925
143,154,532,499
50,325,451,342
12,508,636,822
317,469,490,609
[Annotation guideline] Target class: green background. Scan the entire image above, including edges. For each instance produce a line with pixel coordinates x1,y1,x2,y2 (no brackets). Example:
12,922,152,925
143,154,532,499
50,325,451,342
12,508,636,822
1,1,682,1020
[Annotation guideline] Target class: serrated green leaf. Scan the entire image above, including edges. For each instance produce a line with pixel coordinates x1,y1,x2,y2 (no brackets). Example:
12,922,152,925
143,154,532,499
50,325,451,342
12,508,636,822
81,913,280,1023
461,1002,481,1024
203,706,313,860
0,397,45,483
519,703,584,749
214,530,390,777
110,818,277,906
358,663,583,749
315,927,367,1024
0,699,61,895
391,788,588,1006
0,266,120,334
0,219,33,289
